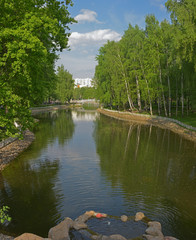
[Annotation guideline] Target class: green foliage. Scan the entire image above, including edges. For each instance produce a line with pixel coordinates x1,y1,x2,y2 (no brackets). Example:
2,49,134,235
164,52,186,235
55,65,74,103
0,0,74,138
0,206,11,224
73,87,96,100
94,0,196,118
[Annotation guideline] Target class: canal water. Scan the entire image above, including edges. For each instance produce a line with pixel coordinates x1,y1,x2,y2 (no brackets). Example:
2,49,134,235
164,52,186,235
0,109,196,239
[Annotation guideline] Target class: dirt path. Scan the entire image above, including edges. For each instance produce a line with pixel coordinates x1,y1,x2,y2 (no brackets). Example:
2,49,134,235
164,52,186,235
98,108,196,142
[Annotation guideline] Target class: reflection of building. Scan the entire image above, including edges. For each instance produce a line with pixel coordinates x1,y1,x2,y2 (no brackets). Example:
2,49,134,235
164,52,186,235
72,111,99,121
74,78,93,88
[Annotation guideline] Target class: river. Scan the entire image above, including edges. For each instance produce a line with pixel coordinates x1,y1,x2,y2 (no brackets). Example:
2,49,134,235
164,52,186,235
0,109,196,239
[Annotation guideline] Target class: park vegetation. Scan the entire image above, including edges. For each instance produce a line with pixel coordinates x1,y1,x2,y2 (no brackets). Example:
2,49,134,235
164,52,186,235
95,0,196,118
0,0,75,139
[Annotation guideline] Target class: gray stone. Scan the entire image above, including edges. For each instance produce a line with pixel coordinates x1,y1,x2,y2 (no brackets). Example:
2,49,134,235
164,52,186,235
143,235,164,240
0,234,14,240
73,221,88,230
145,226,164,238
74,213,91,223
92,235,127,240
148,221,162,231
48,217,73,240
120,215,128,222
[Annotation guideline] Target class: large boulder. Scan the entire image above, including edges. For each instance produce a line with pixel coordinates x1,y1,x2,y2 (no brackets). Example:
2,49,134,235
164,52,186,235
14,233,46,240
73,212,92,230
48,217,73,240
143,221,164,240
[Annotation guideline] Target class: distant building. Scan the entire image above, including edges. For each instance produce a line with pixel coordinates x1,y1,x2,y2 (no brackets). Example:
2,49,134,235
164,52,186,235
74,78,93,88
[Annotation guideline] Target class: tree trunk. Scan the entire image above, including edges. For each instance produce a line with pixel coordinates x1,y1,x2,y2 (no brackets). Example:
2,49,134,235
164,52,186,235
181,73,184,117
157,98,161,116
116,51,134,111
159,65,168,116
167,73,171,117
135,74,141,111
176,78,178,117
139,58,153,115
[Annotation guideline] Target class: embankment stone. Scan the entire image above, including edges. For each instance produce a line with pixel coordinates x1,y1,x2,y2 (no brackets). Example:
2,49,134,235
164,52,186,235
48,217,73,240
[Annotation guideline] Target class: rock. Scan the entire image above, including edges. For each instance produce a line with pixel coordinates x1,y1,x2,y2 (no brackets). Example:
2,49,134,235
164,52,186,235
14,233,44,240
135,212,145,221
73,221,88,230
48,217,73,240
164,237,179,240
148,221,162,231
0,234,14,240
145,226,164,237
73,212,92,230
74,213,91,223
120,215,128,222
102,234,127,240
85,210,95,217
143,235,164,240
91,235,103,240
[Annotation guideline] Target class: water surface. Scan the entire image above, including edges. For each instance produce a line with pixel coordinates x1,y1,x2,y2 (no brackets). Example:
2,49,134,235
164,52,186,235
0,109,195,239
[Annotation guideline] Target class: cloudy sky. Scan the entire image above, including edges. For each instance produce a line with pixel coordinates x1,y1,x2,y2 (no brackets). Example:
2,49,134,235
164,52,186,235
56,0,170,79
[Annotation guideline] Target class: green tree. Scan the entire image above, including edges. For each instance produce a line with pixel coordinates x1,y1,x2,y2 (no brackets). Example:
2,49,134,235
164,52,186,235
56,65,74,103
0,0,74,139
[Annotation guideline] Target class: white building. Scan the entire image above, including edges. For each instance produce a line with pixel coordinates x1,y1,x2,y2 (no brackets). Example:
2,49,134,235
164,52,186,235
74,78,93,88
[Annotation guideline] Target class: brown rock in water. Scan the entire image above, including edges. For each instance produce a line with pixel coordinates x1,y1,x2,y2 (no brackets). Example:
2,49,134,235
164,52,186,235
75,213,91,223
102,234,127,240
143,235,164,240
14,233,44,240
164,237,179,240
48,217,73,240
135,212,145,221
120,215,128,222
85,210,95,216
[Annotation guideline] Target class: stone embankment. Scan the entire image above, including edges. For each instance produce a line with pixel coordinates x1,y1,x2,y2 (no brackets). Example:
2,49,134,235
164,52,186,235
98,108,196,142
0,130,35,171
1,211,178,240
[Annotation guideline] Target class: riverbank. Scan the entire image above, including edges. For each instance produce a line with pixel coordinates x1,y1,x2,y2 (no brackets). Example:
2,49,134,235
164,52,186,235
0,130,35,171
97,108,196,142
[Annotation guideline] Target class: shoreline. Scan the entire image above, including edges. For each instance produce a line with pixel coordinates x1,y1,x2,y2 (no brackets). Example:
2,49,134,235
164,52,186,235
97,108,196,142
1,106,195,171
0,130,35,171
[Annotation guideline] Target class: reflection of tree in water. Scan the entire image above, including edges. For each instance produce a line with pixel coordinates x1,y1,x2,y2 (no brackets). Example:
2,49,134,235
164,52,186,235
0,109,75,237
94,114,196,239
0,159,61,237
32,109,75,155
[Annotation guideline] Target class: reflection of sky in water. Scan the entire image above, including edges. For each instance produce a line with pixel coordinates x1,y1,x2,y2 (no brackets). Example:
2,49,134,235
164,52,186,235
71,110,99,121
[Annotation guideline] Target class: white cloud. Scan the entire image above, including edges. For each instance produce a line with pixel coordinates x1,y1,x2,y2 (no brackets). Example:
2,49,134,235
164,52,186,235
56,53,96,78
69,29,121,47
75,9,101,23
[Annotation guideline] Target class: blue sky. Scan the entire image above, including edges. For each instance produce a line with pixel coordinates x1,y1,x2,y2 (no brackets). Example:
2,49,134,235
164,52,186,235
56,0,170,79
